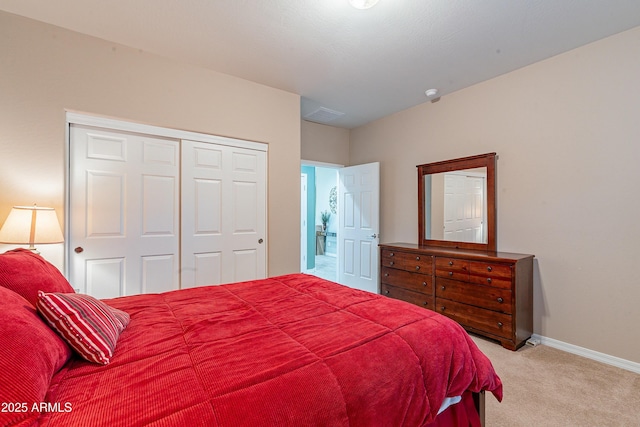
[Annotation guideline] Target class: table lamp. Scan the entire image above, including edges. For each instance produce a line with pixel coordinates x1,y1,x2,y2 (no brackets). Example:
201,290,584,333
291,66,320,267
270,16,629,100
0,205,64,254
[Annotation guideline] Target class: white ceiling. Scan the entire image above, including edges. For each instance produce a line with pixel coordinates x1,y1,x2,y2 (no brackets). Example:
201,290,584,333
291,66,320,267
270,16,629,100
2,0,640,128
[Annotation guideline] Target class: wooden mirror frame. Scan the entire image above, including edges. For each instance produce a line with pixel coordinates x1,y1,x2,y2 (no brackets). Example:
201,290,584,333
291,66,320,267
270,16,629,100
417,152,496,252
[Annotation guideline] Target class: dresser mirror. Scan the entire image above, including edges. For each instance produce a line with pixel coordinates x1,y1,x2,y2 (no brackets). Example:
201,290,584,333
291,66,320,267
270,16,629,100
417,153,496,251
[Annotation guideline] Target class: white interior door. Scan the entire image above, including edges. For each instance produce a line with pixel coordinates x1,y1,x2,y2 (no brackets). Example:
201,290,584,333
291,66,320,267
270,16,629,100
181,140,267,287
69,125,180,298
337,162,380,293
444,172,485,243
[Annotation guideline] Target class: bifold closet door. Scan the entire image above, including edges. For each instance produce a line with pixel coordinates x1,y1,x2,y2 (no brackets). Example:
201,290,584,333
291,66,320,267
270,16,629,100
69,125,180,298
181,140,267,288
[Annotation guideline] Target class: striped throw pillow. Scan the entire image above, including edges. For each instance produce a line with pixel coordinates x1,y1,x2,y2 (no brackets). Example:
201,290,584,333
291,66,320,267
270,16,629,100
36,291,130,365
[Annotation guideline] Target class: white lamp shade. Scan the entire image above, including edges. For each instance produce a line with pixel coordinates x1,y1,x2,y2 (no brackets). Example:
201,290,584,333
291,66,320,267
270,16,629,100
0,206,64,246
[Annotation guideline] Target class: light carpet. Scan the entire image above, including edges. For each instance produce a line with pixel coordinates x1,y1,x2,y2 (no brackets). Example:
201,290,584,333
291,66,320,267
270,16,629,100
471,336,640,426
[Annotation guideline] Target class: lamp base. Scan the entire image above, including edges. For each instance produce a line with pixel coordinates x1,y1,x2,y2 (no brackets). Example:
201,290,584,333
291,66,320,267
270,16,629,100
27,245,40,255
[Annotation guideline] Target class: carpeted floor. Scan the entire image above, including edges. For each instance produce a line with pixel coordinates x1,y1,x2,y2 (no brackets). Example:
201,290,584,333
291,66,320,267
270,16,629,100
471,335,640,426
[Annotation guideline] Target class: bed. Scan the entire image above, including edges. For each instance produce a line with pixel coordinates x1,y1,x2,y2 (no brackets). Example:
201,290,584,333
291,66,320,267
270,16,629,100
1,249,502,426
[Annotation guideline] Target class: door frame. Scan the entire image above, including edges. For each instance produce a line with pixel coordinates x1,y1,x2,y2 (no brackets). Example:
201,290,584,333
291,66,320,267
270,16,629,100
300,173,308,272
64,111,268,279
300,160,343,279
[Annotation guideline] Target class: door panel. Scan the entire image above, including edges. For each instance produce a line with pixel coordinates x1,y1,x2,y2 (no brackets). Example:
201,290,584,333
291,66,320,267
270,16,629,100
86,172,124,236
86,132,126,161
181,140,266,287
338,162,380,293
85,258,125,299
233,249,258,282
141,254,176,294
359,240,373,280
232,181,258,232
193,252,222,287
142,175,176,235
194,179,222,234
343,239,355,275
69,124,180,297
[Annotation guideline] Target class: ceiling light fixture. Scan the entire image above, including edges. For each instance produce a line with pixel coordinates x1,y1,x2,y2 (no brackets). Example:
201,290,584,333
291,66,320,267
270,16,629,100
348,0,380,10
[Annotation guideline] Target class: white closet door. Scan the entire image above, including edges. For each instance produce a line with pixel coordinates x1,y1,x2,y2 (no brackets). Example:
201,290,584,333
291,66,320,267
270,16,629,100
181,140,267,288
69,125,180,298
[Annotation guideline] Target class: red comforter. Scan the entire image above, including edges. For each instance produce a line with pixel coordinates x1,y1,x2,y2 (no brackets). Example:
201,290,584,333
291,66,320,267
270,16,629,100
38,274,502,426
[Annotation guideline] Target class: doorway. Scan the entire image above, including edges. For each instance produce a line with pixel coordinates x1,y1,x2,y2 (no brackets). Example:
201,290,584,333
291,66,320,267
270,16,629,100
300,163,339,282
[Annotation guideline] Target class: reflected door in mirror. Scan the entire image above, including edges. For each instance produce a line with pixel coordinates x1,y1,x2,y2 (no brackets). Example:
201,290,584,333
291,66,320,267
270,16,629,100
424,167,487,244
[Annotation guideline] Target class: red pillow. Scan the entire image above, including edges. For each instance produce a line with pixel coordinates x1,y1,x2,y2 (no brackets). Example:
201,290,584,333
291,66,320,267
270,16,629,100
37,291,130,365
0,248,75,307
0,287,72,427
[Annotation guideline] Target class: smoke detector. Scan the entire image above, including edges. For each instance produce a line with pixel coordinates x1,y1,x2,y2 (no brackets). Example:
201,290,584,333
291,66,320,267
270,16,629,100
425,89,439,98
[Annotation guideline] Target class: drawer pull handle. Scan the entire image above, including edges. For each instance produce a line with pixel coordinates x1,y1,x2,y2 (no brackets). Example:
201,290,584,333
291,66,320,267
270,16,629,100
440,286,445,290
487,266,492,272
448,271,453,276
384,290,390,295
390,253,394,257
423,301,428,306
389,261,394,266
497,322,503,328
423,282,427,287
497,297,503,303
415,266,420,271
448,261,453,266
384,273,389,277
416,256,420,261
440,306,446,311
487,278,492,284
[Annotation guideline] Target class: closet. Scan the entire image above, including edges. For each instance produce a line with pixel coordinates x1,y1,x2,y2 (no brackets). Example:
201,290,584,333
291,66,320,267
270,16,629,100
67,116,266,298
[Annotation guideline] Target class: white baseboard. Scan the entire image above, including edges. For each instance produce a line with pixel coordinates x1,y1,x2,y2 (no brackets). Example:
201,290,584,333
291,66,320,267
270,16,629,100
531,334,640,374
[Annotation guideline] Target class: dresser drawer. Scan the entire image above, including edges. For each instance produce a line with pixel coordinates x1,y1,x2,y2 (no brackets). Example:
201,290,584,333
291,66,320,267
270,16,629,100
381,249,405,269
469,261,513,289
402,253,433,275
435,278,512,314
382,284,433,309
381,267,432,294
435,257,469,281
381,249,433,274
435,298,513,339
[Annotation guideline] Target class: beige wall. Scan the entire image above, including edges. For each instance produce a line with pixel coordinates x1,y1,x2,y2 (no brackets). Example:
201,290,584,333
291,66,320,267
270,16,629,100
301,120,350,165
350,26,640,363
0,11,301,277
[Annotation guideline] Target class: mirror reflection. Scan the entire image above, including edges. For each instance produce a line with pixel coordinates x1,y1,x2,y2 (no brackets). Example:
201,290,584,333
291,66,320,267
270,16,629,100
423,167,488,244
417,152,496,251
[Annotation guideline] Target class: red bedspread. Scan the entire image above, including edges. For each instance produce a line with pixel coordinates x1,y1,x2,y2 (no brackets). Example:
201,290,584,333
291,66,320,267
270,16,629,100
38,274,502,426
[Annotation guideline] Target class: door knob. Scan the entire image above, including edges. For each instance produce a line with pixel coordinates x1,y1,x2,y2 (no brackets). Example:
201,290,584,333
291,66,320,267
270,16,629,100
258,238,264,244
74,247,84,254
370,233,378,238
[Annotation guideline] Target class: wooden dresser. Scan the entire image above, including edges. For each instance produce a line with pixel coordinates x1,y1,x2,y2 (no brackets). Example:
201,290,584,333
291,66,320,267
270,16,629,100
380,243,534,350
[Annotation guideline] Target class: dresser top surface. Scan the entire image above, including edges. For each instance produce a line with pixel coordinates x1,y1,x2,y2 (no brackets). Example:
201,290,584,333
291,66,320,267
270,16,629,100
380,242,534,262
